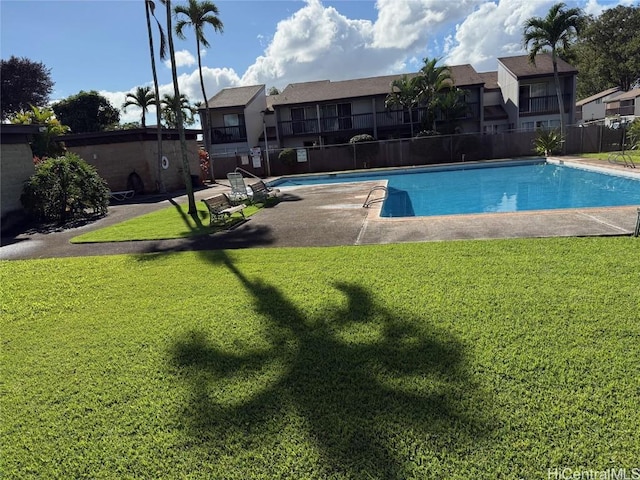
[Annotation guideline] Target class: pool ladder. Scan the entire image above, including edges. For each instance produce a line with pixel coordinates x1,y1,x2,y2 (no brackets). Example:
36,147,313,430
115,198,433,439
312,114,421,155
608,152,636,168
363,186,388,208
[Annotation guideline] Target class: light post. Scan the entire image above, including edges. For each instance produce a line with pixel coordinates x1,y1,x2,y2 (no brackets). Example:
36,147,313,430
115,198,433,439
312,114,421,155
261,110,271,177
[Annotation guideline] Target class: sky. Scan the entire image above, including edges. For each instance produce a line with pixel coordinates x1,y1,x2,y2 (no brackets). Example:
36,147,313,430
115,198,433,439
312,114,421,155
0,0,633,125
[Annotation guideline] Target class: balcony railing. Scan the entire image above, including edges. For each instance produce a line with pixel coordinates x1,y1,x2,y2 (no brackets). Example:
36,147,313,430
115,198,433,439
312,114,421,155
605,105,635,116
279,104,480,137
519,94,571,115
210,125,247,144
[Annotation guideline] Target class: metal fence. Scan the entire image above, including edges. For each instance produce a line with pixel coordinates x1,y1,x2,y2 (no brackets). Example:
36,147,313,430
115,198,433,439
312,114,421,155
209,124,632,178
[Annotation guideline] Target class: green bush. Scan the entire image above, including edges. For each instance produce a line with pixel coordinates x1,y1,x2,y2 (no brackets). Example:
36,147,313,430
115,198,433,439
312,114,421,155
278,148,297,166
627,119,640,149
533,128,564,156
349,134,379,167
21,153,110,223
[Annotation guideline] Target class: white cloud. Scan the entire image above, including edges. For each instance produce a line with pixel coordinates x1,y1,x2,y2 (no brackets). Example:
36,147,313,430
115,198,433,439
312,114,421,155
241,0,479,87
371,0,479,49
174,66,241,104
164,49,197,69
443,0,555,71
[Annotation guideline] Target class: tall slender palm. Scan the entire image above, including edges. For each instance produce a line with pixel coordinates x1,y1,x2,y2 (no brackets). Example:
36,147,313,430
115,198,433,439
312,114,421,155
385,75,421,137
523,2,583,140
122,86,156,127
160,93,195,128
415,57,453,131
145,0,167,192
174,0,223,179
165,0,198,217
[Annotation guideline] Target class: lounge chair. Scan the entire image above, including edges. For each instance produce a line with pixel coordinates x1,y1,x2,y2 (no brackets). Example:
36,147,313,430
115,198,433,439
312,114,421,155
226,172,253,204
249,180,281,203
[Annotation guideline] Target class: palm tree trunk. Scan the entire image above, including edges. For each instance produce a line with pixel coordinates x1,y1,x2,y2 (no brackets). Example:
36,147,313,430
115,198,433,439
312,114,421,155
145,0,165,193
552,51,566,153
196,37,214,182
409,108,414,138
166,0,197,217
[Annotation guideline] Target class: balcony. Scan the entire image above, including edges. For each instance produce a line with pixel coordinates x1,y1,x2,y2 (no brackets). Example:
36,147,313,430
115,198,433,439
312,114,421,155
280,113,375,136
605,105,635,117
210,125,247,144
279,104,480,137
519,94,571,116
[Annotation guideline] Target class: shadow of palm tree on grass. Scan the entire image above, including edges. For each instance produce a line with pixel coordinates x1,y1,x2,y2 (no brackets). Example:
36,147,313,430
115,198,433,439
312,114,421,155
169,250,492,478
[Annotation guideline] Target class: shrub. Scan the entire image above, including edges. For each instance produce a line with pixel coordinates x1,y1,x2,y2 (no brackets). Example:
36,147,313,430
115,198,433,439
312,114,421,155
21,153,110,224
533,128,564,156
627,119,640,149
278,148,297,166
349,134,379,168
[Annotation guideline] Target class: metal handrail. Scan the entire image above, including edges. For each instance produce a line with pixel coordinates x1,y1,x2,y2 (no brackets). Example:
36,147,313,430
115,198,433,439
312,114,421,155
608,152,636,168
363,186,388,208
234,167,262,179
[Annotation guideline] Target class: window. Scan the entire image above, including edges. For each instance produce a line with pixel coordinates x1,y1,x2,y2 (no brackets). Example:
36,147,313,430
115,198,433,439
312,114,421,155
223,113,244,127
320,103,352,131
291,107,318,134
522,121,535,131
520,83,548,113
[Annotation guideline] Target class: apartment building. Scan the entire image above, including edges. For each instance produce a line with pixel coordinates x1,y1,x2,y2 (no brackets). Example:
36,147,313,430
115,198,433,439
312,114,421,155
199,53,578,155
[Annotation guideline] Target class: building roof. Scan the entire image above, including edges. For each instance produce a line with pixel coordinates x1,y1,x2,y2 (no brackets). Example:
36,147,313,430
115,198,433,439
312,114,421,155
204,84,265,109
273,65,484,106
498,53,577,79
576,87,621,106
478,71,499,90
604,87,640,103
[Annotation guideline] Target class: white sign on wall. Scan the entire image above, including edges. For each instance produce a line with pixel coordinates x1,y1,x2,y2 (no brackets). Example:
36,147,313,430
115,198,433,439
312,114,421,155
296,148,308,163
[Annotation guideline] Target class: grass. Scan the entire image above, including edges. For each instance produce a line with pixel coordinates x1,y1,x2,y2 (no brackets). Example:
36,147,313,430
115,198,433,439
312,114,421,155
1,238,639,479
581,150,640,163
70,201,262,243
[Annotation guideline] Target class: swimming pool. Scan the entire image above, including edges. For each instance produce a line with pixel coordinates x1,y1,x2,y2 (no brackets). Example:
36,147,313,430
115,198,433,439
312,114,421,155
272,160,640,217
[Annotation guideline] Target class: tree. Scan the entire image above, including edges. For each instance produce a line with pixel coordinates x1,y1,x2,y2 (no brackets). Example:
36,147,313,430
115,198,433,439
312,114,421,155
523,2,583,140
415,57,453,131
1,56,54,120
349,134,379,168
574,5,640,98
385,75,421,137
10,106,69,159
160,93,195,128
436,88,469,134
21,153,110,224
145,0,168,193
122,86,156,127
52,91,120,133
268,86,280,96
165,0,198,217
174,0,223,176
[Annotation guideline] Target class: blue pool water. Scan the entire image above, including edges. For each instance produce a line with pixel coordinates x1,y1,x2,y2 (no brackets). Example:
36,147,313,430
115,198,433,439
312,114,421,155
272,161,640,217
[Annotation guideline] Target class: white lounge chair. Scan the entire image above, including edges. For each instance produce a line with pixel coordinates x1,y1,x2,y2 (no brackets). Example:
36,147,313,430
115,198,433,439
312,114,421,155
226,172,253,204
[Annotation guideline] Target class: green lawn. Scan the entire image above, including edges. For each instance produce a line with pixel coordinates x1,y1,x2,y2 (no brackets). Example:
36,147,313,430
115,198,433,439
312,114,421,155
581,150,640,164
71,201,262,243
2,238,639,479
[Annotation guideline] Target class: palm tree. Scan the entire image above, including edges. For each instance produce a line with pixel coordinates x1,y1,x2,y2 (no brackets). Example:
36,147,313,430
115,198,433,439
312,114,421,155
160,93,195,128
122,86,156,127
174,0,223,176
385,75,421,137
145,0,167,192
523,2,583,140
437,88,469,134
165,0,198,218
415,57,453,131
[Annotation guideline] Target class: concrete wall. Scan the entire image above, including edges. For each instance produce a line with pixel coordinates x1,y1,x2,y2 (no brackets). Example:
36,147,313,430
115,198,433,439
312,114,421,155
1,125,39,230
1,143,35,225
62,129,200,193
